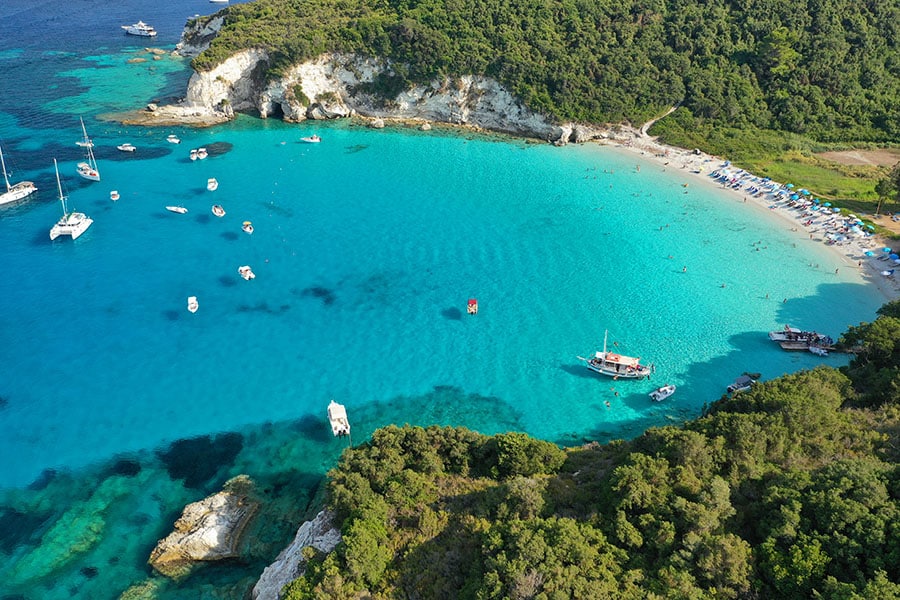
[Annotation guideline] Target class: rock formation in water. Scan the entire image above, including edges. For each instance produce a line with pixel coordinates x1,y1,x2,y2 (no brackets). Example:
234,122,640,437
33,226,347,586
251,510,341,600
148,475,259,580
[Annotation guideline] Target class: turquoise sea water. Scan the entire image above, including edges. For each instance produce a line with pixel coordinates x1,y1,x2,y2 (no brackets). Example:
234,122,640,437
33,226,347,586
0,1,887,598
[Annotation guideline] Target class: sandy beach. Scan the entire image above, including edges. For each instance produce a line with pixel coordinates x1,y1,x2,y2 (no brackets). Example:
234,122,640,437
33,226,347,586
601,128,900,304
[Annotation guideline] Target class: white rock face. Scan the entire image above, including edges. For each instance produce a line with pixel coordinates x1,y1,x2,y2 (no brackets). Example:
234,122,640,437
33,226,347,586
178,49,611,142
176,15,226,57
251,510,341,600
148,476,259,580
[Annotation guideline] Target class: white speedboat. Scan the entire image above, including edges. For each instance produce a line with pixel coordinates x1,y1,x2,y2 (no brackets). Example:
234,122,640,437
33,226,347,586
110,190,120,201
189,148,198,161
117,143,136,152
166,134,181,144
579,330,653,379
207,178,218,191
211,204,226,217
197,147,208,159
649,384,676,402
121,21,157,37
300,135,321,143
49,159,92,240
0,143,37,205
76,118,100,182
187,296,199,313
166,205,188,214
242,221,254,234
238,265,255,280
327,400,350,436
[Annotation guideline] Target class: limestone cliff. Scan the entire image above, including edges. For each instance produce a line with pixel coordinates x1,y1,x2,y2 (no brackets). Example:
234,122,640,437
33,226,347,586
158,15,611,143
251,510,341,600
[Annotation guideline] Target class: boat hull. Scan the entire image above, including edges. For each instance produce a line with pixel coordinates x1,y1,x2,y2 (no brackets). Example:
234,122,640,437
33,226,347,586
585,361,651,379
0,182,37,205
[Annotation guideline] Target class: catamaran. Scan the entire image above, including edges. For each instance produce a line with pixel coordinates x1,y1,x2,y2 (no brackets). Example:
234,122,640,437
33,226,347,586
49,159,93,240
76,118,100,181
579,330,654,379
0,143,37,205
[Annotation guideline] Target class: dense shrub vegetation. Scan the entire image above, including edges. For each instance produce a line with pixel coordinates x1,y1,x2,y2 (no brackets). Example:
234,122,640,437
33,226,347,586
195,0,900,144
282,300,900,599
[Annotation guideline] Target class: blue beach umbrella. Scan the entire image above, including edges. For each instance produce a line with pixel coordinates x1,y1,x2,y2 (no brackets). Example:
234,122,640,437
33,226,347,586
884,247,893,253
786,183,795,188
823,202,832,207
833,207,841,213
801,189,811,195
813,198,820,204
867,225,876,230
790,194,799,200
891,254,899,261
865,251,875,256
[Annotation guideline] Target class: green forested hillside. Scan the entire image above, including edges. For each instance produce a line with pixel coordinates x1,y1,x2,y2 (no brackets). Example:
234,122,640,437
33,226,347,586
194,0,900,143
282,300,900,599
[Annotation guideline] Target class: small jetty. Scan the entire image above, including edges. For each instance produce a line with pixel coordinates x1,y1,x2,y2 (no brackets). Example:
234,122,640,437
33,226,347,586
467,298,478,315
327,400,350,437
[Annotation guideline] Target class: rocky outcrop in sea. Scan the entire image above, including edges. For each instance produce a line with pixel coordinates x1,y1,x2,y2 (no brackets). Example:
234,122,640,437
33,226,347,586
148,475,259,580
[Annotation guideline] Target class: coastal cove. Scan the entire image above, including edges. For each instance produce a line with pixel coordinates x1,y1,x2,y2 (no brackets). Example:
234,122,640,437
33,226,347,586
0,3,894,599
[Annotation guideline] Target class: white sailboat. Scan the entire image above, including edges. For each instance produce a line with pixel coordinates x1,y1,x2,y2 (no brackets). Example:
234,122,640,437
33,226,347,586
76,118,100,182
0,143,37,205
49,158,93,240
578,330,654,379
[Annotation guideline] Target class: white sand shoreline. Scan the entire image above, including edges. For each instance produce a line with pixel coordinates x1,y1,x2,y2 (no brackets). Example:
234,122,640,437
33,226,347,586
595,128,899,304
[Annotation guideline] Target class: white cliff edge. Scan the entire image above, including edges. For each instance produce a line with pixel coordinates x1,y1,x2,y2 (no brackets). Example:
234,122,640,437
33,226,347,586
251,510,341,600
127,16,611,143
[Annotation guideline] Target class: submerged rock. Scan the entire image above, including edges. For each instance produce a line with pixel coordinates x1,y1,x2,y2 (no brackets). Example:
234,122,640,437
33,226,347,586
148,475,259,580
251,510,341,600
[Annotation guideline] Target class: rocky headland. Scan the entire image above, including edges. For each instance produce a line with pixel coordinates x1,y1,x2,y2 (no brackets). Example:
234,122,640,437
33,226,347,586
116,15,612,144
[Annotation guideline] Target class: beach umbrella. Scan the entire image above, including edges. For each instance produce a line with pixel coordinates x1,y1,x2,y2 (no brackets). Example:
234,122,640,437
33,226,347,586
891,254,899,260
865,251,875,256
786,183,795,188
883,247,893,253
833,207,841,213
813,198,820,204
790,194,799,200
801,189,811,195
848,214,857,219
867,225,875,230
823,202,832,207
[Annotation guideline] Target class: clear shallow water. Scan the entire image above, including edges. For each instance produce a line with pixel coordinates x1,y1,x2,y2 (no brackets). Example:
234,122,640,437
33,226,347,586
0,1,887,597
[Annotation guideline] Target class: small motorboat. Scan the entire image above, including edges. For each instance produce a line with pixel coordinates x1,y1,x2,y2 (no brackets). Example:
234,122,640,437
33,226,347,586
467,298,478,315
242,221,254,234
327,399,350,437
167,134,181,144
300,135,321,143
117,143,136,152
197,147,208,159
110,190,120,201
649,384,676,402
809,345,829,357
189,149,199,161
238,265,255,280
207,178,218,191
166,205,188,214
211,204,226,217
187,296,199,313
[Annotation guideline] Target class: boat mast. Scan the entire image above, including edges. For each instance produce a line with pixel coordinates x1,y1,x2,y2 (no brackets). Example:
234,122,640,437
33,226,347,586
0,145,10,192
54,158,68,215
